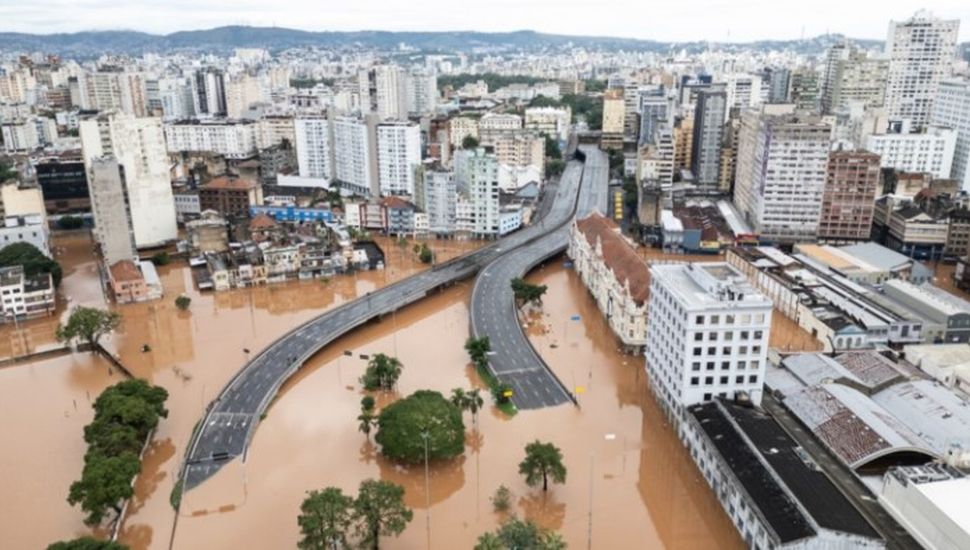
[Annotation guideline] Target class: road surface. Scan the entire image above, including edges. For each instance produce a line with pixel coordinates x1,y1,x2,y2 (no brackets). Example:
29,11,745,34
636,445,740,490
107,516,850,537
470,146,609,409
180,150,593,490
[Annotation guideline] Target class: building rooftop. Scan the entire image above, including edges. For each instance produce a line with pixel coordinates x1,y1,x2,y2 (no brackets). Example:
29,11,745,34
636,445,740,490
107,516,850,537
651,261,770,311
575,213,650,305
690,399,881,543
0,265,23,287
109,260,143,283
203,175,258,191
887,464,970,536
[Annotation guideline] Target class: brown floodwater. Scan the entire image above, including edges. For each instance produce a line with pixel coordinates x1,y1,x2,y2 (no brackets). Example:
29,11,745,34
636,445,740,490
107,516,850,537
0,232,484,550
170,257,743,549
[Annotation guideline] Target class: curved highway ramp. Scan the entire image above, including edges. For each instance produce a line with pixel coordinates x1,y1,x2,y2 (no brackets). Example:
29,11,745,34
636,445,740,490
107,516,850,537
180,153,590,491
470,146,609,410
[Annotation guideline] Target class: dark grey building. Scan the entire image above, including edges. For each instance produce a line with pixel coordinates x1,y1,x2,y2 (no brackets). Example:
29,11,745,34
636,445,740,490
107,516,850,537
691,89,727,188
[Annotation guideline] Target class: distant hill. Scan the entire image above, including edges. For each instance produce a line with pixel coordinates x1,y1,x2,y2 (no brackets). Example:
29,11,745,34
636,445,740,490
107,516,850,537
0,26,897,58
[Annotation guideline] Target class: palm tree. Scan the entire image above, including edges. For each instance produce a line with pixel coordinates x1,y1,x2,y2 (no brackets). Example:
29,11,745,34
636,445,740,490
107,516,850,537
467,389,485,425
358,411,377,440
450,388,468,412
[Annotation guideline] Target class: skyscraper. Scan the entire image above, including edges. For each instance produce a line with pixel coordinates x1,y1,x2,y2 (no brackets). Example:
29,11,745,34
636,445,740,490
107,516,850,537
821,42,889,114
885,11,960,130
294,115,333,180
931,79,970,191
691,88,726,188
817,149,882,243
376,121,421,196
87,157,137,266
733,108,832,243
79,112,177,248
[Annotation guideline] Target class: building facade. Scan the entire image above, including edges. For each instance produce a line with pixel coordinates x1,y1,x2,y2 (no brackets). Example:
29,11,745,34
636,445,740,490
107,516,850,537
818,149,882,243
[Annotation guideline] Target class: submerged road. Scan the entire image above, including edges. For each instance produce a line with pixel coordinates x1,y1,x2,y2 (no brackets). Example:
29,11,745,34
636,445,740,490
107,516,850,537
470,146,609,409
181,148,591,490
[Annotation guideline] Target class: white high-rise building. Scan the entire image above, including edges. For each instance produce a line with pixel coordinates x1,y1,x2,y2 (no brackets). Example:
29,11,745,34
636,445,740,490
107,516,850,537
80,112,177,248
87,157,137,266
885,11,960,130
454,148,499,238
163,120,259,159
407,68,438,116
157,77,196,120
376,121,421,196
645,262,772,426
734,108,832,243
932,79,970,191
294,115,333,180
866,126,956,179
225,73,268,118
359,65,409,120
420,169,456,235
821,41,890,114
333,116,376,196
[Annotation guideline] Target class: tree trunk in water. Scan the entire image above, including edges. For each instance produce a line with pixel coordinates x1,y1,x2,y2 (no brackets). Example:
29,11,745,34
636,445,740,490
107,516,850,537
543,471,548,491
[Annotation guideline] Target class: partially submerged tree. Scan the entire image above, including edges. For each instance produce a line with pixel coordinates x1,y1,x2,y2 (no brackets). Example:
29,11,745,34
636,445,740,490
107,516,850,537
475,517,567,550
174,295,191,311
510,278,547,308
519,440,567,492
298,487,354,550
56,306,122,349
359,353,404,391
47,537,129,550
375,390,465,463
353,479,413,550
0,241,63,286
464,336,491,368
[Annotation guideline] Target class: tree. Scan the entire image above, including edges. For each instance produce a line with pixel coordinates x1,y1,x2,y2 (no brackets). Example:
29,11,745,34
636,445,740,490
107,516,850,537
450,388,468,412
353,479,413,550
418,243,433,264
47,537,129,550
462,135,480,149
491,485,512,513
510,278,547,308
0,159,18,182
298,487,354,550
519,441,567,492
475,517,566,550
174,295,191,311
69,380,168,526
544,135,562,160
375,390,465,463
56,306,122,349
68,451,141,525
545,159,565,179
466,389,485,424
360,353,404,391
150,252,171,266
464,336,491,368
0,241,63,287
358,395,378,441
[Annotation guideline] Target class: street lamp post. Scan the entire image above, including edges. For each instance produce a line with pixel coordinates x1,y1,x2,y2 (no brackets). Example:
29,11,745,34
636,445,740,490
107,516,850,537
421,430,431,550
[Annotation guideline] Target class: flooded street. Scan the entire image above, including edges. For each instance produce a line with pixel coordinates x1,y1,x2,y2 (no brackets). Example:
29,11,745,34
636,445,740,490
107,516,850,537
1,233,834,549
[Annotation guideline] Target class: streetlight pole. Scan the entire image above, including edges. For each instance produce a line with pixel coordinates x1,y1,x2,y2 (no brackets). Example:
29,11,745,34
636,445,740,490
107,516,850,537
587,451,594,550
422,430,431,550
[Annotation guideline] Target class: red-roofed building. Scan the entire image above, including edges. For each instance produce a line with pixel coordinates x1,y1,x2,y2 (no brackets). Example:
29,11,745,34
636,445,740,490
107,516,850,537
569,212,650,351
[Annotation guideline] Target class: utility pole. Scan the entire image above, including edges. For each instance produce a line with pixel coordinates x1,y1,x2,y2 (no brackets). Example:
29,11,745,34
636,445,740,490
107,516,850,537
587,452,594,550
423,431,431,550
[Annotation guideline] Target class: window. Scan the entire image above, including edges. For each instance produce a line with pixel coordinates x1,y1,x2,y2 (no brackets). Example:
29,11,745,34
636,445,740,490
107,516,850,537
694,332,703,341
710,315,720,324
707,347,716,355
725,315,735,324
754,330,763,339
704,376,714,385
738,361,747,370
748,375,758,383
706,362,715,371
735,376,744,383
695,315,705,325
740,331,749,339
720,376,728,384
721,361,730,371
724,332,733,341
693,347,702,356
691,362,701,371
690,377,699,386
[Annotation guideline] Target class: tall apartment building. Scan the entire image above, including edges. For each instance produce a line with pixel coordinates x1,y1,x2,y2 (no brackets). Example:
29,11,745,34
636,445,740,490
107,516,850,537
691,88,726,188
817,149,882,243
602,89,626,149
193,68,227,117
332,115,378,196
80,112,177,248
821,42,890,114
87,157,137,266
294,115,333,180
931,79,970,191
79,71,149,114
157,77,196,120
885,11,960,130
722,73,763,111
407,68,437,116
163,119,259,159
492,132,544,171
734,108,832,243
789,68,821,112
454,148,499,238
225,73,267,119
418,168,456,236
645,262,772,426
376,121,421,196
673,116,694,173
865,126,956,179
359,65,409,120
638,87,669,145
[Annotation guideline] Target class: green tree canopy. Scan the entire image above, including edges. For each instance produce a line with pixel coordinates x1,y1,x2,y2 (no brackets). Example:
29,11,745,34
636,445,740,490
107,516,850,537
519,440,567,492
375,390,465,463
298,487,355,550
475,518,567,550
56,306,122,349
418,243,434,264
461,135,481,149
544,135,562,160
47,537,129,550
360,353,404,391
0,241,63,287
510,278,547,308
57,215,85,230
67,451,141,526
91,379,169,437
353,479,413,550
175,295,191,311
464,336,491,367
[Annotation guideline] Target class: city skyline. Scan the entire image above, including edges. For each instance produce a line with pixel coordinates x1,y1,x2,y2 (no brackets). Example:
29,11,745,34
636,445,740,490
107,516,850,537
1,1,968,43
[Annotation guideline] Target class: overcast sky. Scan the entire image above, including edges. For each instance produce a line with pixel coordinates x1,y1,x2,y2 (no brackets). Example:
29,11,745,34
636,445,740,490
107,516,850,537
1,0,967,42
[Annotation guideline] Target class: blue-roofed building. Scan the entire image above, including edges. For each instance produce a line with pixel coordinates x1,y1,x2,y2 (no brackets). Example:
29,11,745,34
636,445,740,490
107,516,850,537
250,205,334,224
